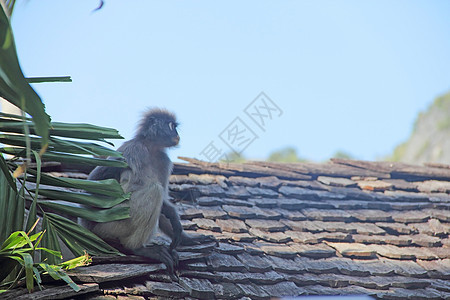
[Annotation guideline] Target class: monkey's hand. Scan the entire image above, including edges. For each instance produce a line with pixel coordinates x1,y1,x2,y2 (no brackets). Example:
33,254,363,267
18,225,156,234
132,244,179,281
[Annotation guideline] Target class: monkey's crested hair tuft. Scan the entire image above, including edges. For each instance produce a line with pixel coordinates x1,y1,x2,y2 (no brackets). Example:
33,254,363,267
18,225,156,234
141,108,177,123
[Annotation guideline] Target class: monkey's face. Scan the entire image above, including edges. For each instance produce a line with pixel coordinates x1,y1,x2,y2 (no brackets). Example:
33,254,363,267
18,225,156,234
138,114,180,148
161,120,180,147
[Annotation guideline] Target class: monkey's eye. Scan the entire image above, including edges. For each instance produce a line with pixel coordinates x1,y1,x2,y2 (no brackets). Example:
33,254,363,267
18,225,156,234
168,122,175,131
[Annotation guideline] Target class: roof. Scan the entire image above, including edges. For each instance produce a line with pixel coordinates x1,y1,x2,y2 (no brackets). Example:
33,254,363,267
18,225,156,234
5,158,450,299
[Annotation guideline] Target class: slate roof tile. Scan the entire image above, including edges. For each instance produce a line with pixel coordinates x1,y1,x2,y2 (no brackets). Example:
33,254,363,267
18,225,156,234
249,197,278,208
247,270,286,284
255,241,298,258
228,232,257,242
196,206,227,219
260,281,306,297
215,242,244,255
268,255,307,274
222,205,256,218
318,176,358,187
224,185,251,199
196,196,223,206
427,247,450,259
289,242,336,258
191,218,221,232
249,228,291,243
235,252,273,273
196,184,226,197
222,197,253,207
315,231,352,242
252,206,283,219
410,234,442,247
294,256,341,274
11,158,450,300
325,257,372,277
301,208,353,222
206,252,246,272
376,221,417,235
215,218,248,233
285,230,322,243
255,176,284,188
236,283,270,299
211,282,244,299
246,186,279,197
278,186,321,199
276,208,307,220
357,180,393,191
179,277,216,299
390,210,431,223
429,279,450,293
416,259,450,279
384,190,431,202
145,281,189,298
180,219,197,230
348,209,394,222
353,234,412,246
179,207,203,220
411,219,450,236
326,242,377,259
245,219,286,232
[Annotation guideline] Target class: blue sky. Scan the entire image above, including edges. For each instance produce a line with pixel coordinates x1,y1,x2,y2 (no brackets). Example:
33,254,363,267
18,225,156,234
10,1,450,162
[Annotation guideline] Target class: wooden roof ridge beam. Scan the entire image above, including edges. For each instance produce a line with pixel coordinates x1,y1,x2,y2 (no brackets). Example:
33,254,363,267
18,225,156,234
177,157,311,180
331,158,450,181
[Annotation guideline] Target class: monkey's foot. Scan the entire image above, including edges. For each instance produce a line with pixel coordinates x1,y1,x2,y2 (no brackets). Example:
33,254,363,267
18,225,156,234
180,232,215,246
133,244,179,281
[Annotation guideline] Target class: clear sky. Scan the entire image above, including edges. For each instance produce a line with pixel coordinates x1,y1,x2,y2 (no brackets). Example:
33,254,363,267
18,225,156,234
9,0,450,162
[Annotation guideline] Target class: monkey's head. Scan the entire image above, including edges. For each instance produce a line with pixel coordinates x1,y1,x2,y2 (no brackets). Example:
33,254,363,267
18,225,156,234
137,108,180,147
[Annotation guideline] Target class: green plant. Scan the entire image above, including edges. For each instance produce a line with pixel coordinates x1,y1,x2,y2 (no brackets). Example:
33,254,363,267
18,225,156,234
0,220,91,293
0,113,130,263
0,2,131,293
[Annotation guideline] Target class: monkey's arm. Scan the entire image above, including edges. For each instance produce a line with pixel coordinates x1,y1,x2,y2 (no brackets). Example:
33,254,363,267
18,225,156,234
88,156,126,181
160,201,183,250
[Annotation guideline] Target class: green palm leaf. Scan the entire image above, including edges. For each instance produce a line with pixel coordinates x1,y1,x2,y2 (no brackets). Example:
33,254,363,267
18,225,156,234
0,8,50,146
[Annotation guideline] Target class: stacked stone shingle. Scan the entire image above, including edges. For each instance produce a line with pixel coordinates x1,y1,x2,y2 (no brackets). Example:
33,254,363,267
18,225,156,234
4,158,449,299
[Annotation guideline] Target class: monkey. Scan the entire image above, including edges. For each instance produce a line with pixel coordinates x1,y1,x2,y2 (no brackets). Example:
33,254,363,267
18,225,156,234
80,108,202,278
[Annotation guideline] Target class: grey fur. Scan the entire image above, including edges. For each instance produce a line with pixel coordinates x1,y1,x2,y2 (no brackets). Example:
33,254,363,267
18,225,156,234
81,108,182,274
